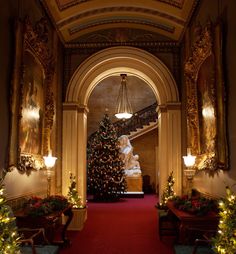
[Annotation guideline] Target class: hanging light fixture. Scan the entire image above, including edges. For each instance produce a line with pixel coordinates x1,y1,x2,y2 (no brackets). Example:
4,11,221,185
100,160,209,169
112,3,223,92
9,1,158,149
115,74,133,119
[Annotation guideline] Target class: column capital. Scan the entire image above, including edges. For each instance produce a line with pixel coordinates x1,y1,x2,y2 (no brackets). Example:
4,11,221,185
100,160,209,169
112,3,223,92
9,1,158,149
157,102,181,114
63,102,89,114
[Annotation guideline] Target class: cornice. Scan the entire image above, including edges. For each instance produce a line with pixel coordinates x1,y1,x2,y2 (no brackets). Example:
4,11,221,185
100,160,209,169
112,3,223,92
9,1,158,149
69,18,175,36
65,41,180,49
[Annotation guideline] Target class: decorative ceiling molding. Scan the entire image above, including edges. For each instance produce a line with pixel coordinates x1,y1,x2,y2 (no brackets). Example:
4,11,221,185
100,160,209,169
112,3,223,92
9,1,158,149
57,6,185,28
42,0,198,43
69,18,175,36
56,0,184,11
64,41,179,49
56,0,89,11
157,0,184,9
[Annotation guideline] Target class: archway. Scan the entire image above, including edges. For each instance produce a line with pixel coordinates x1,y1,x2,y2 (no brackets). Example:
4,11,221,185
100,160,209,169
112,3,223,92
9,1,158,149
63,46,182,205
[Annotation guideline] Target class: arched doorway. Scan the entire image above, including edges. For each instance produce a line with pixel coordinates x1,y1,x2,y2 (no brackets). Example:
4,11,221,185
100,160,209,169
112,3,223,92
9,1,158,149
63,46,182,206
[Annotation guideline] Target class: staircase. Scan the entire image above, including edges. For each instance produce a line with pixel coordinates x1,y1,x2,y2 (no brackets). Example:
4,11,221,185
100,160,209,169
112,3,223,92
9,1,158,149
113,102,158,140
88,102,158,143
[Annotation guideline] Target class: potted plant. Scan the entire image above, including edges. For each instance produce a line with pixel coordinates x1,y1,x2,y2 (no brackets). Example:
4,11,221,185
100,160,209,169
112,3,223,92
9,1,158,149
64,173,87,231
155,171,176,214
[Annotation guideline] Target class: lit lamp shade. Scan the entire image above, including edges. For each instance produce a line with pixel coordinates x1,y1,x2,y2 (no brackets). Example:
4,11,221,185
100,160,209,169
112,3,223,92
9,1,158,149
115,112,132,119
115,74,133,119
183,154,196,167
183,148,196,179
43,152,57,169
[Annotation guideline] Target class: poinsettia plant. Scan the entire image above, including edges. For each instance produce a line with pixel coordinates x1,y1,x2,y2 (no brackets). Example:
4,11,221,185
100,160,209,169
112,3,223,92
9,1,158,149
25,195,69,217
44,195,69,211
173,195,217,216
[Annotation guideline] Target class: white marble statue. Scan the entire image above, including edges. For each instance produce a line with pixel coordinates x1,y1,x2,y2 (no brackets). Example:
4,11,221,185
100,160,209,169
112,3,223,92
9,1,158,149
118,135,142,176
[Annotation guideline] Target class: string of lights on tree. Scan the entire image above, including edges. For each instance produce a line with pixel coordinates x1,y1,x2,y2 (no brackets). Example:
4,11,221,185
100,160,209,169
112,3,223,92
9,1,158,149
0,184,20,253
67,173,83,209
87,113,127,201
213,186,236,254
156,171,176,209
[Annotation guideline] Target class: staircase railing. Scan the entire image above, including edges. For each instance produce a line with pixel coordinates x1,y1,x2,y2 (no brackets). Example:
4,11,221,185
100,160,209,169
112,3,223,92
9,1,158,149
113,102,158,137
88,102,158,142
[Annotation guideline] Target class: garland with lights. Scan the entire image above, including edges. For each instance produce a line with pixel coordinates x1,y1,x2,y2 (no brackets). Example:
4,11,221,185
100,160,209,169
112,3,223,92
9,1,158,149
0,183,20,253
156,171,176,210
67,173,83,209
213,186,236,254
87,113,127,201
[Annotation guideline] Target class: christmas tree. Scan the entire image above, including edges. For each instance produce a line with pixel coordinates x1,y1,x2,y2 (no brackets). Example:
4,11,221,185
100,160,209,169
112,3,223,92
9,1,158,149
67,173,83,208
156,171,176,209
0,183,20,253
87,113,126,201
213,186,236,254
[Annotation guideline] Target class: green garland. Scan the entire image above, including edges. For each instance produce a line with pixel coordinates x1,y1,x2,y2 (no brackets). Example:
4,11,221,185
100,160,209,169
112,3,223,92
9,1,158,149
173,195,216,216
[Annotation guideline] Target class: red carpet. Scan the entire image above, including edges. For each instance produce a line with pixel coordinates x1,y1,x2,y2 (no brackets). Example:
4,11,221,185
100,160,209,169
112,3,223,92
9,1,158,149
60,195,174,254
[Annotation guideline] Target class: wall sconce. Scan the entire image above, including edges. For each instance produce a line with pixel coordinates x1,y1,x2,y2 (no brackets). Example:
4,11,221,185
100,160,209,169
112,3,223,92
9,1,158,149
183,148,196,196
115,74,133,119
43,150,57,197
183,148,196,179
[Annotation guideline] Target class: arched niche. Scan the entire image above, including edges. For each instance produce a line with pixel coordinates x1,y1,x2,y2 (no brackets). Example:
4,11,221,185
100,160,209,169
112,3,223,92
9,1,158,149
63,46,182,205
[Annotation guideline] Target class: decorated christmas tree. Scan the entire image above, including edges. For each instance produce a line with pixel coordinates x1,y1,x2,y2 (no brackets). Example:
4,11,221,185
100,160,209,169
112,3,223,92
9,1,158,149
213,186,236,254
0,183,20,253
87,113,126,201
156,171,176,209
67,173,83,208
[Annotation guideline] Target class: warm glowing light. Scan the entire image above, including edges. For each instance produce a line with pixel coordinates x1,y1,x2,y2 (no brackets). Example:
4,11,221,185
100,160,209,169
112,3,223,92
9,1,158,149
22,107,40,120
183,148,196,167
115,112,132,119
43,150,57,169
115,74,133,119
202,105,214,119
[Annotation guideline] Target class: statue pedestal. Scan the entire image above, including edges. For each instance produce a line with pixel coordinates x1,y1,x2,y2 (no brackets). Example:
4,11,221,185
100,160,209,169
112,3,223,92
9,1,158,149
123,175,144,198
126,175,143,192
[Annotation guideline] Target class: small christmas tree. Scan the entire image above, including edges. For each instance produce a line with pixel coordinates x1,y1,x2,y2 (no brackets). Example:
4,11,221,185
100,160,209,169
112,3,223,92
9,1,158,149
67,173,83,209
87,113,126,201
213,186,236,254
156,171,176,209
0,183,20,253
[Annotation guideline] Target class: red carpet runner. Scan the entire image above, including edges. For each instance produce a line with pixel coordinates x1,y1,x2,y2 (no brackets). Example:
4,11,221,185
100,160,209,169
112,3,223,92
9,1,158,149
61,195,174,254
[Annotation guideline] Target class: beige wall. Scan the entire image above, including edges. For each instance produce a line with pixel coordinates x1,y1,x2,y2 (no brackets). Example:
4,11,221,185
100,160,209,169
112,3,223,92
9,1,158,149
183,0,236,197
131,129,158,191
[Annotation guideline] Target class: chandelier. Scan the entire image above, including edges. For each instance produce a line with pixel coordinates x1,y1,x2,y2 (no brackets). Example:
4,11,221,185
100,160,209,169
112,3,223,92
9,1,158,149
115,74,133,119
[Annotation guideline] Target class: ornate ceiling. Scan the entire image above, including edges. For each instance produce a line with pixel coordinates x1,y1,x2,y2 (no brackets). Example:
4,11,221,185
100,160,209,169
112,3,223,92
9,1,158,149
42,0,198,43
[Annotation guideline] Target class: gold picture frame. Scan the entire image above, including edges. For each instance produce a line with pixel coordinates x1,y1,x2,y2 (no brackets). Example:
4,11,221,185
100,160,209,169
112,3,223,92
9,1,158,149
184,21,228,171
8,17,55,173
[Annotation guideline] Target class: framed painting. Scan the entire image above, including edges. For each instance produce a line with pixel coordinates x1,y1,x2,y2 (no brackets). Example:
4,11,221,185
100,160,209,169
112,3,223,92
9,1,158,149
8,17,55,173
184,21,228,171
19,51,44,156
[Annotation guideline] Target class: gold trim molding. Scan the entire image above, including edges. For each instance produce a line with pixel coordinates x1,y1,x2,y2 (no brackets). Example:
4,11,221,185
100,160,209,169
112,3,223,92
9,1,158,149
8,17,55,174
184,21,228,171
